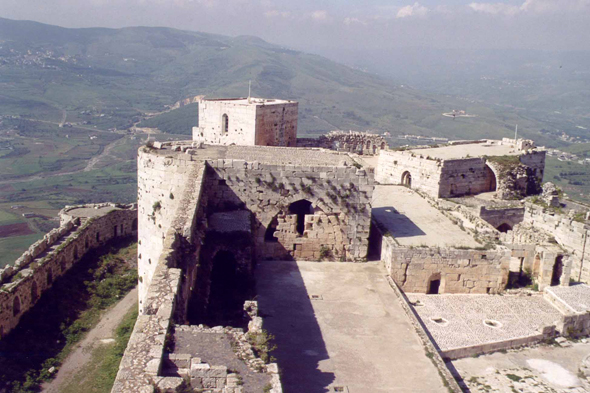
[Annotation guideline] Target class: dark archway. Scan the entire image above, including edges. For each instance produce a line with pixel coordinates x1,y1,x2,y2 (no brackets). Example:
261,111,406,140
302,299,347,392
207,251,249,327
497,223,512,233
265,216,279,242
113,225,118,237
289,200,313,236
96,231,100,243
551,256,564,286
401,171,412,187
485,164,497,192
427,273,441,294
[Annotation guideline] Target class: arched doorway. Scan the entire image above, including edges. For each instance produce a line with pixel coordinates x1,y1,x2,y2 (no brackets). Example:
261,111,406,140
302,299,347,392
289,200,313,236
551,256,564,286
428,273,441,294
222,114,229,134
207,251,248,326
485,164,497,192
497,223,512,233
401,171,412,187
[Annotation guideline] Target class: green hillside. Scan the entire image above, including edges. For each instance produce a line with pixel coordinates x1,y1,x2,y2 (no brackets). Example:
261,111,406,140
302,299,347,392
0,17,554,142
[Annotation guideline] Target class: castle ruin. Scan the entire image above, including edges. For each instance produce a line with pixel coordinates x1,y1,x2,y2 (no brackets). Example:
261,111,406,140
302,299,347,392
2,96,590,393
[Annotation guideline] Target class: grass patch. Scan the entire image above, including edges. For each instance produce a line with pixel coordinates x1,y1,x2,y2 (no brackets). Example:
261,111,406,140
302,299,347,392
0,238,137,393
58,307,138,393
506,373,522,382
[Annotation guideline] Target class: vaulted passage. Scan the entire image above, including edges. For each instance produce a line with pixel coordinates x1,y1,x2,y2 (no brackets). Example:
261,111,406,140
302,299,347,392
265,216,279,242
485,164,497,192
206,251,250,327
496,223,512,233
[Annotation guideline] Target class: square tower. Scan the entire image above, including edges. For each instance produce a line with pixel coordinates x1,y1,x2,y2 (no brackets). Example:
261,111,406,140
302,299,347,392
193,97,298,147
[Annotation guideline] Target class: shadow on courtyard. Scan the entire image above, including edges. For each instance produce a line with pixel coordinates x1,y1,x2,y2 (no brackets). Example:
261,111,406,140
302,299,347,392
372,206,426,238
255,260,335,393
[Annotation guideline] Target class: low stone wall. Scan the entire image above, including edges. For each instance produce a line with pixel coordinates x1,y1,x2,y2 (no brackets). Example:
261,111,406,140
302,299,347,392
441,327,555,360
381,236,510,294
544,286,590,337
0,203,137,340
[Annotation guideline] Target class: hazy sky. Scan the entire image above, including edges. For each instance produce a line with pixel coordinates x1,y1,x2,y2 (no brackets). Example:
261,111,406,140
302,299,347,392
1,0,589,52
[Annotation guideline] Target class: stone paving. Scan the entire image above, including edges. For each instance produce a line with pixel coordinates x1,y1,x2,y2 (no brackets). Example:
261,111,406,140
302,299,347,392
410,142,519,160
453,342,590,393
256,260,447,393
372,185,480,248
407,293,563,350
547,284,590,313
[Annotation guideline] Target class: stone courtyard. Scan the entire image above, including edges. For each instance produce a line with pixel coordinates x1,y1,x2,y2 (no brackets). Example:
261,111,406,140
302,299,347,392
406,293,562,356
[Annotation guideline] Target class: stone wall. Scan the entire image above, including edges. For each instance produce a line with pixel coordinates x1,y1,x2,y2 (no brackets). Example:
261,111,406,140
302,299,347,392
255,104,298,147
376,145,545,200
0,204,137,340
297,131,388,156
205,159,373,262
375,149,442,197
479,206,525,231
195,99,257,145
439,158,497,197
381,236,510,294
507,203,590,284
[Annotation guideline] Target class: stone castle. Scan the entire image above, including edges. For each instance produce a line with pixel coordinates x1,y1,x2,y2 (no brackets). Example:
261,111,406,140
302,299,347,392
2,96,590,393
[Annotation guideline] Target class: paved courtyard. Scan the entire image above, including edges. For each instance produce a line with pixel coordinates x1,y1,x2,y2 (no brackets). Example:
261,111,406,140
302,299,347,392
372,185,480,248
406,293,563,351
255,260,447,393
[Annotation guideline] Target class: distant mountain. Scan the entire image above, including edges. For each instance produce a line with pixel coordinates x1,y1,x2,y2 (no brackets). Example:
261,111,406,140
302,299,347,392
0,17,556,143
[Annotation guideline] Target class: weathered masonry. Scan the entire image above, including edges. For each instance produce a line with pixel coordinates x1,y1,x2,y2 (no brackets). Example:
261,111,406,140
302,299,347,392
193,97,298,147
297,130,388,156
117,141,372,392
0,204,137,340
136,143,373,311
376,139,545,200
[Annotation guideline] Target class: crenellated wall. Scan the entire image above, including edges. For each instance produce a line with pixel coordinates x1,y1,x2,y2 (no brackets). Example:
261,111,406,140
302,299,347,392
0,204,137,340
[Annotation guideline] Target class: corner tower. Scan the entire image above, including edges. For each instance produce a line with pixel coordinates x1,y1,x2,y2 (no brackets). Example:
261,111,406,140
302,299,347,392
193,97,298,147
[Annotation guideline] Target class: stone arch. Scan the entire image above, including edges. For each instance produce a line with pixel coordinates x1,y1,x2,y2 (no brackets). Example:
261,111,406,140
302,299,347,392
47,269,53,285
222,113,229,134
132,218,138,231
264,216,279,242
496,223,512,233
427,273,442,294
31,280,39,302
551,256,564,286
401,171,412,187
13,296,21,316
485,163,498,192
288,199,314,236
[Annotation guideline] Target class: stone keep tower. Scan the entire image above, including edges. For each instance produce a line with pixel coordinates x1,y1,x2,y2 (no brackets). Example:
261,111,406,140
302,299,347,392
193,97,298,147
